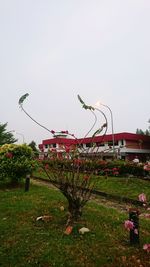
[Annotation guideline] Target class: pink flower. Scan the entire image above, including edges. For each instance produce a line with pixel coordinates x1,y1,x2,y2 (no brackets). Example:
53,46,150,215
144,214,150,218
144,164,150,171
138,193,147,203
134,229,138,235
113,167,118,171
143,244,150,252
124,220,134,231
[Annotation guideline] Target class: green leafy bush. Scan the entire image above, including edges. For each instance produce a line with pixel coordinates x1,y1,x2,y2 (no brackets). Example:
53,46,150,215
0,144,37,184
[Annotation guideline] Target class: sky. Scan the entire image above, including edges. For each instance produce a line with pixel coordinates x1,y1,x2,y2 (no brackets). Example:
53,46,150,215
0,0,150,146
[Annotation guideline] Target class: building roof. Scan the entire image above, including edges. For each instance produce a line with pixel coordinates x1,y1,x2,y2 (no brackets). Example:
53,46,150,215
78,132,150,144
39,132,150,147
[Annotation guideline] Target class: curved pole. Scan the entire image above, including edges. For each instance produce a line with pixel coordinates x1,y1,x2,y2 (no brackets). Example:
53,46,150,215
100,103,115,159
10,130,25,143
15,132,25,143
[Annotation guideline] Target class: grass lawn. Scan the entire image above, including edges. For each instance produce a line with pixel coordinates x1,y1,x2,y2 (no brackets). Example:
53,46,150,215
94,176,150,201
0,182,150,267
34,171,150,202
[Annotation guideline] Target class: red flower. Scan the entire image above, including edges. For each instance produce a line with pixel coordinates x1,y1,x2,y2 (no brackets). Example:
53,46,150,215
5,152,13,159
61,130,69,134
99,160,107,165
51,148,56,152
45,164,49,170
50,130,55,134
65,146,70,153
74,159,82,166
57,152,62,159
83,175,90,181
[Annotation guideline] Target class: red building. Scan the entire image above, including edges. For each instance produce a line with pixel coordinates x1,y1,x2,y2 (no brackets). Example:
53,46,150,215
39,132,150,161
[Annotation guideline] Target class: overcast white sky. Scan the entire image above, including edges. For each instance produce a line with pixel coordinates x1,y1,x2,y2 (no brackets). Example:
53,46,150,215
0,0,150,145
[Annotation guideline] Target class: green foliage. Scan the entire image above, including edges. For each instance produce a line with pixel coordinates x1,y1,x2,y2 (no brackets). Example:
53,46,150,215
0,122,17,145
28,140,39,157
136,119,150,136
18,93,29,106
0,144,37,183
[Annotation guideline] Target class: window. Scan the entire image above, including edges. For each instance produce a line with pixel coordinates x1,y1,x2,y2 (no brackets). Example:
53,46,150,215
120,140,124,146
114,140,118,146
86,143,92,148
107,141,118,146
108,141,113,146
96,142,105,147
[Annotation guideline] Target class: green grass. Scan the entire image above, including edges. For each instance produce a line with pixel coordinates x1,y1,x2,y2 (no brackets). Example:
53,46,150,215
34,171,150,201
94,176,150,200
0,182,150,267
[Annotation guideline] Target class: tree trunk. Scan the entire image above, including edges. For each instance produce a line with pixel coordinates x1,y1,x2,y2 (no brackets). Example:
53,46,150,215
67,199,82,225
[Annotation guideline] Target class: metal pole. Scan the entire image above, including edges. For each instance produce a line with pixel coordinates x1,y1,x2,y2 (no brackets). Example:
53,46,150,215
16,132,25,143
129,208,140,245
101,104,115,159
25,174,30,192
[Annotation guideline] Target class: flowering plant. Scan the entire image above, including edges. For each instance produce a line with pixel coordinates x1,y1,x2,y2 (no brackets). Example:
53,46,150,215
0,144,37,184
19,93,108,226
138,193,150,252
124,193,150,250
124,220,134,231
138,193,147,204
143,244,150,253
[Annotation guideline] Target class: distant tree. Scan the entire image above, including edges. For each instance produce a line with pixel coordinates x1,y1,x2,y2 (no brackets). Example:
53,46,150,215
148,119,150,131
145,129,150,136
136,120,150,136
0,123,17,145
28,141,39,157
136,128,145,135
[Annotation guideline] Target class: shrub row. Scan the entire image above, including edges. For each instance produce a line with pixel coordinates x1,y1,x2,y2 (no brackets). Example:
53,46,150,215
38,158,149,177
